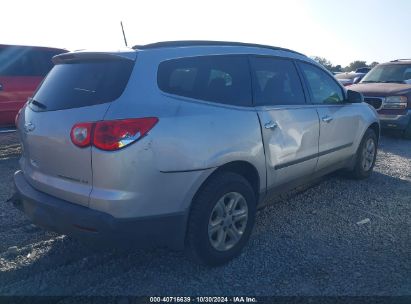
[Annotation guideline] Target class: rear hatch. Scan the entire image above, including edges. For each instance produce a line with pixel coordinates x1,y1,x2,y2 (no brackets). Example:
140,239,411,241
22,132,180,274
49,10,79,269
17,51,135,207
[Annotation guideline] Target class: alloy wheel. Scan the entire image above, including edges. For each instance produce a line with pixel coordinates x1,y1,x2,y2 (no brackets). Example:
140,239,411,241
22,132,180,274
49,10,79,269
361,138,376,171
208,192,248,251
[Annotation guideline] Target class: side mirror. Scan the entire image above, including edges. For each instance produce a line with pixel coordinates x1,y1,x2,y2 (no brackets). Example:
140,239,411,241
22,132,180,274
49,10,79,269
346,90,364,103
353,76,362,84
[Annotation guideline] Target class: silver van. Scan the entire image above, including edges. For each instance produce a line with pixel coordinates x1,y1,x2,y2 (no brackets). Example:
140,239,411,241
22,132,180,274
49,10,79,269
13,41,379,265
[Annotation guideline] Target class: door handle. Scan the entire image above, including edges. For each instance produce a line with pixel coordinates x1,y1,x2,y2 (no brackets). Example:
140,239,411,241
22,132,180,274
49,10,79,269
264,121,278,130
0,83,3,91
322,115,333,123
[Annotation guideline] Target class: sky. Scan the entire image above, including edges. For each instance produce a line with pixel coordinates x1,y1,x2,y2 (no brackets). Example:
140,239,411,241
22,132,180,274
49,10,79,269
2,0,410,67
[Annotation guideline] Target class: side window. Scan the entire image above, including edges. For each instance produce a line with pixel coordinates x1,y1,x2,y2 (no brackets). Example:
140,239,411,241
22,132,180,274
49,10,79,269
0,48,5,75
403,67,411,81
29,50,60,76
299,62,344,104
0,47,29,76
0,47,59,77
250,57,306,106
157,55,252,107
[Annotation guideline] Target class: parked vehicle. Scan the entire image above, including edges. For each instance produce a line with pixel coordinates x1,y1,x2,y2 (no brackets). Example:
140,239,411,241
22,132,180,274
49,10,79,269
0,44,66,127
355,67,371,74
335,72,367,86
350,59,411,139
13,41,380,265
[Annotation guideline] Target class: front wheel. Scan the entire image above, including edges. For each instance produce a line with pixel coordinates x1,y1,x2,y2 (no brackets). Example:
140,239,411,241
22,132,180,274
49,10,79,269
186,172,256,266
348,128,378,179
403,120,411,140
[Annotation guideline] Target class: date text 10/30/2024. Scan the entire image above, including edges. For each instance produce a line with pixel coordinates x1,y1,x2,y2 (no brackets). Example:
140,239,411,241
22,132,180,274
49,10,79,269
150,297,257,303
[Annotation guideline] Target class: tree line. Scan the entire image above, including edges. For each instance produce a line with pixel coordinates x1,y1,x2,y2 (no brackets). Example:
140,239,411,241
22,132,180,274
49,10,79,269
311,56,379,73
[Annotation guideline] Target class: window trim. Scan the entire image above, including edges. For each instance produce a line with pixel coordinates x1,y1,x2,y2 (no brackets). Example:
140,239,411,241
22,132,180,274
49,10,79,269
156,54,253,108
295,60,346,105
248,55,309,107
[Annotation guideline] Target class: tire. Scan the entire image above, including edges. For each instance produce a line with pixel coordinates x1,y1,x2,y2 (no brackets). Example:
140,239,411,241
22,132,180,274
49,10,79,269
348,128,378,179
403,121,411,140
186,172,256,266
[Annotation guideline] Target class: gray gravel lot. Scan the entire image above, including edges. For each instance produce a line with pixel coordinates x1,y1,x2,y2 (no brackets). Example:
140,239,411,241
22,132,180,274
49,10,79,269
0,131,410,296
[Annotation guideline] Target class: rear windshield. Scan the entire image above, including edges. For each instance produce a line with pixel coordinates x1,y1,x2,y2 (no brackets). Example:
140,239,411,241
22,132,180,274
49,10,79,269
31,59,134,111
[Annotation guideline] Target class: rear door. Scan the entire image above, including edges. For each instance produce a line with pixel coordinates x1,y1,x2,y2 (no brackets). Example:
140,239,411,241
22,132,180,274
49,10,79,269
251,56,320,191
298,62,359,171
18,54,135,206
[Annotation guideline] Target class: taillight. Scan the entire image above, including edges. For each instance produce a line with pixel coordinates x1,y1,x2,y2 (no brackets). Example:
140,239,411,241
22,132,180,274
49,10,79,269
93,118,158,151
70,122,93,147
15,109,22,127
70,118,158,151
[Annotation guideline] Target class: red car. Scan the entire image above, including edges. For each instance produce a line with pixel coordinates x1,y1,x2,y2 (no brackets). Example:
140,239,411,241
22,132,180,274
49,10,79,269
0,44,66,127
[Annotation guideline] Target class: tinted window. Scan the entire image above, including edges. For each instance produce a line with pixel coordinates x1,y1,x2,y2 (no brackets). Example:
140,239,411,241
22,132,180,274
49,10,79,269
31,59,134,111
300,62,344,104
0,47,62,77
250,57,306,106
158,55,252,107
355,67,370,73
404,67,411,81
30,50,62,76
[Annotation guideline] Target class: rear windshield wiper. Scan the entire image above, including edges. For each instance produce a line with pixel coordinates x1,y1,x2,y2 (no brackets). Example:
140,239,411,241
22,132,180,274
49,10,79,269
29,98,47,109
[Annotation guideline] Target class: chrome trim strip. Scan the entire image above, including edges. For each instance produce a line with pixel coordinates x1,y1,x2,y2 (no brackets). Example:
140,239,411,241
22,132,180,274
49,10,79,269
274,143,353,170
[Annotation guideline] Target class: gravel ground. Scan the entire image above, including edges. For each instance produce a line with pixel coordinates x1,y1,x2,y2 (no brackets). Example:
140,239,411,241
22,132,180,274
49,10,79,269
0,131,410,297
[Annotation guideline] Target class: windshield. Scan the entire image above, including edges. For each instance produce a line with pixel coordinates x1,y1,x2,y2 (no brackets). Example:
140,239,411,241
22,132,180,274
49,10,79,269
361,64,411,83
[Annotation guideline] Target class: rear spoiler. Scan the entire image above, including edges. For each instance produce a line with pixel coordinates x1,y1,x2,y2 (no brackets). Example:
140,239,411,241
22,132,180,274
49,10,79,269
53,51,136,64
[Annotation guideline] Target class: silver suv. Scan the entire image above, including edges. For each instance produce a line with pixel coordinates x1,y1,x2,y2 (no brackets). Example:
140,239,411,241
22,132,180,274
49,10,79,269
13,41,379,265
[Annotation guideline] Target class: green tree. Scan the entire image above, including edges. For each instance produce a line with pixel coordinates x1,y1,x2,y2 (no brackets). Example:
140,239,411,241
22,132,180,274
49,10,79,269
332,65,342,72
344,60,367,72
369,61,379,68
311,56,333,71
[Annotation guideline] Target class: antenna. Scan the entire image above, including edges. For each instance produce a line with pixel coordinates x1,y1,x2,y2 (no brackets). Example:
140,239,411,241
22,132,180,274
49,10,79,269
120,21,128,47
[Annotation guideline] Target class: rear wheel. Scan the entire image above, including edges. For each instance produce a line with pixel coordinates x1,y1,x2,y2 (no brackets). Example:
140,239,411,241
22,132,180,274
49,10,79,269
348,129,377,179
186,172,256,266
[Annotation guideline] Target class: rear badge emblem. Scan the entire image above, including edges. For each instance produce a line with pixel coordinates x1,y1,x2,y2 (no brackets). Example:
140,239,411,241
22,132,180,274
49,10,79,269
24,122,35,133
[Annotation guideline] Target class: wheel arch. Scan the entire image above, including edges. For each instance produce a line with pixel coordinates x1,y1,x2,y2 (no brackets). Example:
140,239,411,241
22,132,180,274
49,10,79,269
192,161,261,208
368,121,380,141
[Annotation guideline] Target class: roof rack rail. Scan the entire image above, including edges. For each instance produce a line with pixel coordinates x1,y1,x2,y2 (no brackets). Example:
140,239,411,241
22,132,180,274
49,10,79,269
132,40,305,56
390,59,411,62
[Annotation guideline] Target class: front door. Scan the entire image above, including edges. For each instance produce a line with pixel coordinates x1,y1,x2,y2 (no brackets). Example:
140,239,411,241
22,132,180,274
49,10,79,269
298,62,359,171
250,56,320,191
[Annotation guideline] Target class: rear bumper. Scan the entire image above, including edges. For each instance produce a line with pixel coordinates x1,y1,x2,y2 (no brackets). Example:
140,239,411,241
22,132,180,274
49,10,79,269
379,110,411,130
13,170,187,250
